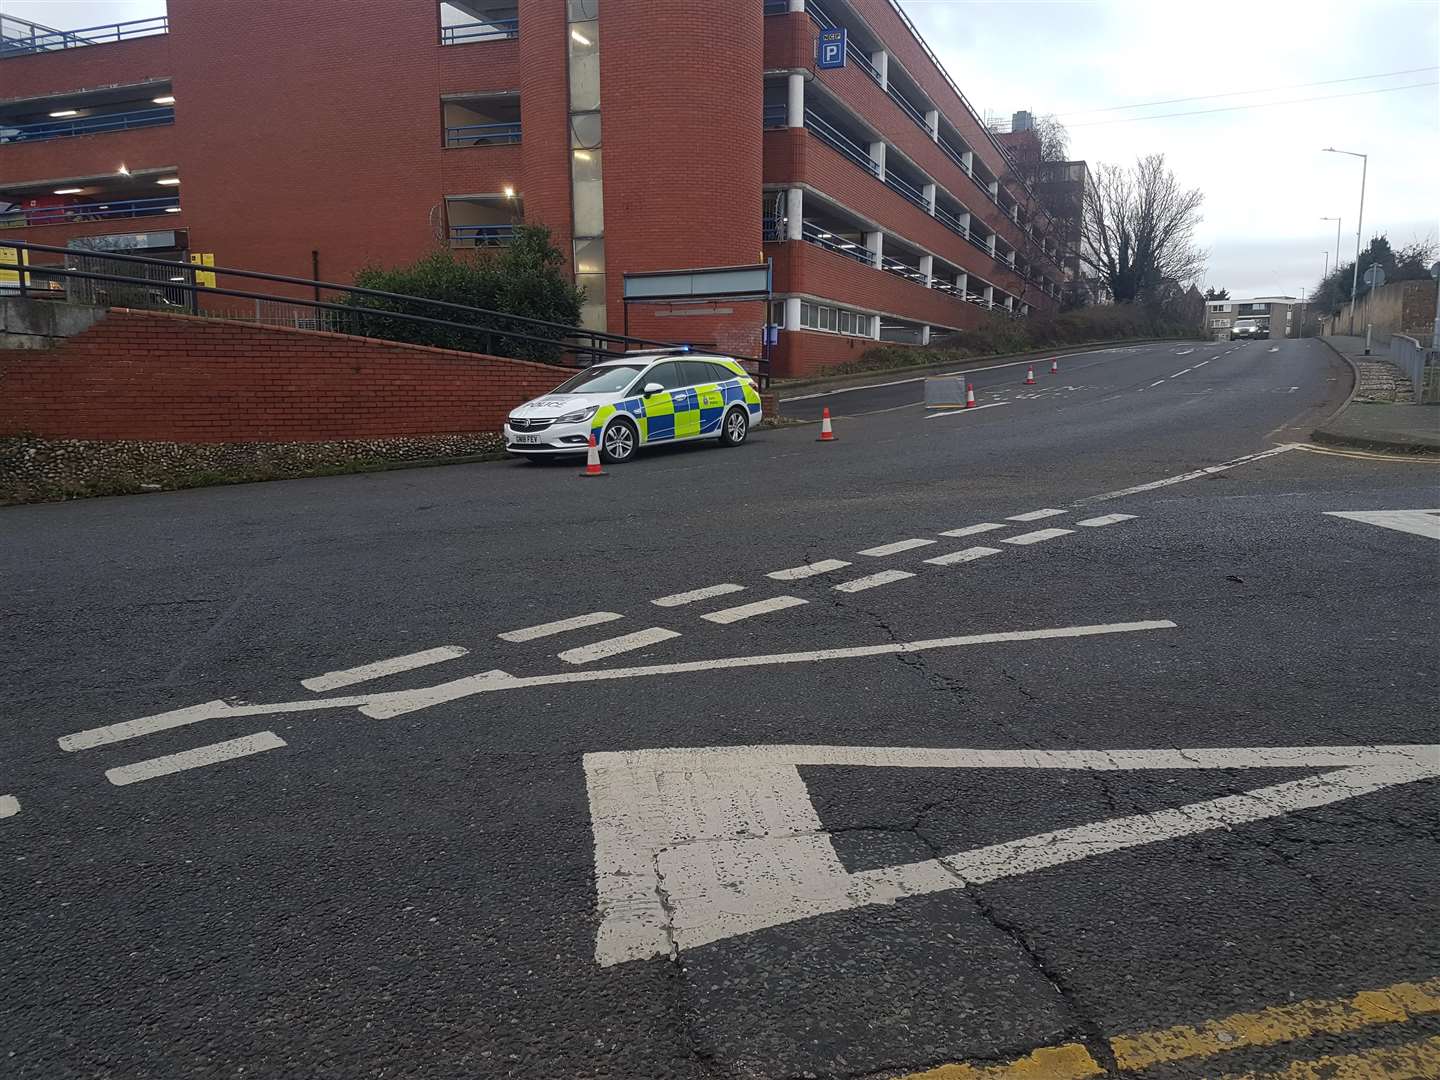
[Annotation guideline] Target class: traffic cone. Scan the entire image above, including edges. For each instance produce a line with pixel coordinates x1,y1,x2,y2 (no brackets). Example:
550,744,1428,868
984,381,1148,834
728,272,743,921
816,406,837,442
965,383,977,409
1050,357,1059,374
579,434,606,477
1024,367,1036,385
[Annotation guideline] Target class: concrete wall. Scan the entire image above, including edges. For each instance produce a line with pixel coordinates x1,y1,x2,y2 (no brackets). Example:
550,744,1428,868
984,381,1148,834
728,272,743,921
1327,280,1438,341
0,307,564,442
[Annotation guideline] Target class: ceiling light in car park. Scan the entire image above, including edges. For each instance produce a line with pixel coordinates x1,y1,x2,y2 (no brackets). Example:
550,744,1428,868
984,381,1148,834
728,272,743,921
164,207,182,213
49,109,79,117
570,29,591,45
53,187,85,195
153,95,175,105
117,164,130,175
503,185,515,197
156,177,180,186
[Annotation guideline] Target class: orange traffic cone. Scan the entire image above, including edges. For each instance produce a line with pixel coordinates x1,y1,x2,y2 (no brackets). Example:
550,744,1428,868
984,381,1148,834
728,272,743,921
965,383,977,408
1050,357,1059,374
579,434,607,477
1024,367,1036,385
817,406,837,442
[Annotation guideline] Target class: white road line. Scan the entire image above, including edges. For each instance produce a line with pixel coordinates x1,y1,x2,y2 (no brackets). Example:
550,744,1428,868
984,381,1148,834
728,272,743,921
1007,508,1067,522
300,646,469,692
1175,348,1195,355
834,569,916,592
923,402,1008,420
106,731,286,786
1077,513,1138,527
781,375,925,403
767,559,852,580
1149,379,1166,387
1002,528,1074,545
0,795,18,820
1170,367,1193,377
939,522,1007,537
700,596,808,624
1076,443,1303,504
1269,346,1279,353
559,627,681,665
1192,360,1210,368
651,583,744,607
62,621,1180,737
498,611,623,642
857,538,937,557
924,546,1003,566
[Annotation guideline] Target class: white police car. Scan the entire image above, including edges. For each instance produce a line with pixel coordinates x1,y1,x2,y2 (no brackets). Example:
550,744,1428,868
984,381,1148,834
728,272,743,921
505,350,764,463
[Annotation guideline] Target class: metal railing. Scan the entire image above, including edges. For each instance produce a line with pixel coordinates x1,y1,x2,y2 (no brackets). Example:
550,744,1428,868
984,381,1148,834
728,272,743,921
805,0,839,29
444,121,521,147
879,255,927,286
1391,334,1439,404
762,104,788,129
965,231,994,258
934,204,967,238
3,239,685,367
448,224,516,246
883,170,928,212
847,41,882,84
887,84,930,132
1,15,167,56
0,106,174,144
440,18,519,44
804,109,878,176
762,215,784,242
801,221,875,267
937,137,971,177
1,196,180,227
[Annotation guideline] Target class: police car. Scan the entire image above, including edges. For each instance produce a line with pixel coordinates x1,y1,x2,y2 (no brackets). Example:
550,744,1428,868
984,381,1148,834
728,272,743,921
504,350,764,463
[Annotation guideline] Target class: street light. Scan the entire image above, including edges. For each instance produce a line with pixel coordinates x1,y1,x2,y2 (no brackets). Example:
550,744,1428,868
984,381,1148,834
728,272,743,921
1322,149,1367,334
1320,216,1341,284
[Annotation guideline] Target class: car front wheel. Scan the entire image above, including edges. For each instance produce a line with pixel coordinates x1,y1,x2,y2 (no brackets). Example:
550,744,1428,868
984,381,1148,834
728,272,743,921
718,407,749,447
599,418,638,464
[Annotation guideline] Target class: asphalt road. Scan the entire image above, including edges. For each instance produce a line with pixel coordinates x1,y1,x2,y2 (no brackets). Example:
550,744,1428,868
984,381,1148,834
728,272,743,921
3,336,1438,1080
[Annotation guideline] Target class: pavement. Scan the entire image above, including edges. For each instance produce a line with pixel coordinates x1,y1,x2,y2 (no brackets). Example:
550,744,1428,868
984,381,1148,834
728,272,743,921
1313,335,1439,454
3,336,1439,1079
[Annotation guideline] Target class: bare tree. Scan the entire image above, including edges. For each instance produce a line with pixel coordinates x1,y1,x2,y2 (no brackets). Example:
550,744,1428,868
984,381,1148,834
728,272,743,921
1081,154,1205,304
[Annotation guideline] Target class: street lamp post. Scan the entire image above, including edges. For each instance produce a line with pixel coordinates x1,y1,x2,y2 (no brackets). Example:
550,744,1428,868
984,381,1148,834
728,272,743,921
1322,149,1367,335
1321,216,1341,283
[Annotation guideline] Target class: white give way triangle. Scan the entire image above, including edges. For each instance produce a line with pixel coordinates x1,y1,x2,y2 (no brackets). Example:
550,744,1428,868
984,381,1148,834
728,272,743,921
1325,509,1440,540
584,743,1440,966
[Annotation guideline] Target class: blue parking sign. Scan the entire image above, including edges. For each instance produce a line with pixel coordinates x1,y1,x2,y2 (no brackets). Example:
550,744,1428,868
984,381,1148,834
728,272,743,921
817,27,846,70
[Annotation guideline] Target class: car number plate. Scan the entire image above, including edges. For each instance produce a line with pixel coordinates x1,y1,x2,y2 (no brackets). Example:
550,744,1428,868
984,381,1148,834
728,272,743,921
512,434,541,445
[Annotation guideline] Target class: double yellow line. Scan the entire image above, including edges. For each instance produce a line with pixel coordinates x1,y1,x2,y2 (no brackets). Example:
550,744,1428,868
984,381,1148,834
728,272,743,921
903,976,1440,1079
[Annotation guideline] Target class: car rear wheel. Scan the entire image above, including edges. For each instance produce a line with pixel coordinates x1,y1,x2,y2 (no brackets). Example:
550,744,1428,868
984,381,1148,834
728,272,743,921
599,418,637,464
718,407,749,447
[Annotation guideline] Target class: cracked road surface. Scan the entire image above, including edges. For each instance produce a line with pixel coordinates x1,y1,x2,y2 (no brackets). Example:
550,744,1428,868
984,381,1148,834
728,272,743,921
2,338,1438,1078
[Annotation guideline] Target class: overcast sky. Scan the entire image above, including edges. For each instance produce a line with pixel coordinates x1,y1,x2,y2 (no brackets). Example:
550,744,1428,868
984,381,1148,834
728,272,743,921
8,0,1437,299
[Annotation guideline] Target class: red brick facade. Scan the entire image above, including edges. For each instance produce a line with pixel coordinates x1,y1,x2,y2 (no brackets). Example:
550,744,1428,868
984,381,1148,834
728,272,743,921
1,0,1063,379
0,309,563,442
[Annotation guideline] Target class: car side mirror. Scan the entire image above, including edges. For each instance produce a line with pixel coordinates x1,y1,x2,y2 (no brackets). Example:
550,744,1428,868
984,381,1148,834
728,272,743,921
643,382,665,396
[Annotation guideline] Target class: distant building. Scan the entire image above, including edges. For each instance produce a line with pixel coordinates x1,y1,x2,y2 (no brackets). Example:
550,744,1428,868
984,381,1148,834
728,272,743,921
1205,296,1302,339
994,112,1087,304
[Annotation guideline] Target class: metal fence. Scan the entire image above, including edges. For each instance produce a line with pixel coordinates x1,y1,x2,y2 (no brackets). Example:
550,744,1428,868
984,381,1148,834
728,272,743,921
1391,334,1440,404
3,239,686,367
0,107,174,145
0,14,167,56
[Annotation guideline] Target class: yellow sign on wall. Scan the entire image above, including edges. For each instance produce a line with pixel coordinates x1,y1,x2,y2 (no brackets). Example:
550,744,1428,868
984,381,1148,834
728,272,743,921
189,252,216,288
0,245,30,287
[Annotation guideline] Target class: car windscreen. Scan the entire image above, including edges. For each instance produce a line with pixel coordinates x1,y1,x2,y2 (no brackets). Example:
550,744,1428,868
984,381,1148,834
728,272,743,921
548,364,647,395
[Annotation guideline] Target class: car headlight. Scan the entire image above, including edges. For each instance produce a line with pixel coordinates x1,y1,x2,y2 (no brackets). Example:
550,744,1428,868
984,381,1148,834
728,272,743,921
557,406,598,424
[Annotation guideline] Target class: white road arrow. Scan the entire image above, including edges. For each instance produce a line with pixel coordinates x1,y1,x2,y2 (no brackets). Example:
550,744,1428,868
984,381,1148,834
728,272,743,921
584,743,1440,966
